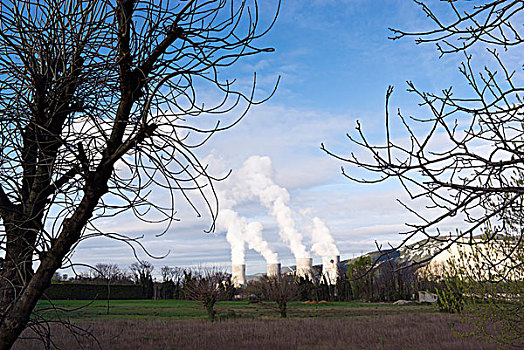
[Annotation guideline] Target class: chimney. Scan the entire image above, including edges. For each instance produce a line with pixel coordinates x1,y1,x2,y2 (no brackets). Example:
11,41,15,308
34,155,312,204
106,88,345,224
267,263,281,278
322,255,340,285
232,264,246,287
296,258,313,279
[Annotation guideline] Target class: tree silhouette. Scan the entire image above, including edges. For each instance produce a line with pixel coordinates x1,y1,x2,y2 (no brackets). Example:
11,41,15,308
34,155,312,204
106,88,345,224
323,0,523,267
0,0,279,348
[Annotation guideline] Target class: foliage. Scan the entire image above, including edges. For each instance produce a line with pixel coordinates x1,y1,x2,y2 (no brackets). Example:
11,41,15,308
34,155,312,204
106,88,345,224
130,261,155,299
446,236,524,347
435,276,465,314
346,256,374,300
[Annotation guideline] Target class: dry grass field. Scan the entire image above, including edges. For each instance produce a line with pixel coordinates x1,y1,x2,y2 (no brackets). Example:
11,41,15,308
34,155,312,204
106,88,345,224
12,300,515,349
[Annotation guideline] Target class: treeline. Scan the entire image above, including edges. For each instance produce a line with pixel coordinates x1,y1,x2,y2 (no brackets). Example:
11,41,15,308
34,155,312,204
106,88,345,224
46,258,438,302
46,262,236,301
342,256,444,302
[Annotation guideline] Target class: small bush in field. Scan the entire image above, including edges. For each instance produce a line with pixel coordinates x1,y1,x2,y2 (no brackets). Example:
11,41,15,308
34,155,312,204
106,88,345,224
436,277,465,314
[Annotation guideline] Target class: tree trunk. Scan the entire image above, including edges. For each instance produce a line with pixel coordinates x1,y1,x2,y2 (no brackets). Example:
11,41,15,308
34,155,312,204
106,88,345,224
205,300,216,322
0,175,108,349
279,301,287,318
0,254,55,350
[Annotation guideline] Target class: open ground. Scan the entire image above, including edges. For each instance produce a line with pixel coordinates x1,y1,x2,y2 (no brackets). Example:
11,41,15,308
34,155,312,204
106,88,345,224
12,300,515,350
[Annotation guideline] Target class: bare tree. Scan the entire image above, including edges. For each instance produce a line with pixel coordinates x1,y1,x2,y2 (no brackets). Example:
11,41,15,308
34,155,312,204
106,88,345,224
184,267,231,321
257,275,299,318
323,0,523,266
92,263,122,281
323,0,523,343
161,265,183,283
0,0,279,348
129,260,154,283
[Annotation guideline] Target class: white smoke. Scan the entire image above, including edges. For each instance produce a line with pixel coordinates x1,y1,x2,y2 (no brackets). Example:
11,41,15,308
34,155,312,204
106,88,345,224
211,154,319,263
216,208,246,265
211,155,279,265
243,221,279,263
216,205,279,264
235,156,310,259
310,217,339,257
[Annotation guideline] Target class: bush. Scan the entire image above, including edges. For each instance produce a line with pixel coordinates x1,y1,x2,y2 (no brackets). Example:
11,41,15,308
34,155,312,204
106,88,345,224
436,278,465,314
43,283,145,300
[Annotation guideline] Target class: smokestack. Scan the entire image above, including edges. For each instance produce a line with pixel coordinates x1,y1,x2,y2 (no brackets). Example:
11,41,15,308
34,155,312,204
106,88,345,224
296,258,313,279
232,264,246,287
267,263,281,278
322,255,340,285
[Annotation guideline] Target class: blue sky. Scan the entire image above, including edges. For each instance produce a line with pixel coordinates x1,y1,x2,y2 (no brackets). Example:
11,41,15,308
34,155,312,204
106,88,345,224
70,1,507,277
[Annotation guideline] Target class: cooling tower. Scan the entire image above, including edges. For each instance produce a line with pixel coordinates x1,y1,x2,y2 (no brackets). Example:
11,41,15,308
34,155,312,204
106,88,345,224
296,258,313,279
232,264,246,287
267,263,281,278
322,255,340,285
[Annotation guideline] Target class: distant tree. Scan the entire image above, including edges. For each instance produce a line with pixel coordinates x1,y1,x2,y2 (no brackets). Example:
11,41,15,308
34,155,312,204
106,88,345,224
346,256,374,301
0,0,279,347
130,261,154,298
156,266,184,299
51,272,61,283
374,260,416,301
334,276,353,302
160,266,183,283
93,263,122,281
184,267,230,321
258,275,299,318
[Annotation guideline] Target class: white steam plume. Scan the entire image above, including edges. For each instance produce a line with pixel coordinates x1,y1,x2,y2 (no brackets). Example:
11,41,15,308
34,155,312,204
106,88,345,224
236,156,310,259
216,206,279,264
244,221,279,264
310,217,339,257
213,161,279,265
216,208,246,265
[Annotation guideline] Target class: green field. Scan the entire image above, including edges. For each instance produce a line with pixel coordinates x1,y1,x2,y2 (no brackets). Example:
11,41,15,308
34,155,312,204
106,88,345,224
35,299,436,322
18,300,506,350
16,300,510,350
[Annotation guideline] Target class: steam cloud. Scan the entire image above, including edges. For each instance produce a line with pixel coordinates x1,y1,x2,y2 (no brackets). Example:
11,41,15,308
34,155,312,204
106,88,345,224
215,161,279,264
215,209,246,265
214,155,340,265
234,156,309,259
310,217,339,257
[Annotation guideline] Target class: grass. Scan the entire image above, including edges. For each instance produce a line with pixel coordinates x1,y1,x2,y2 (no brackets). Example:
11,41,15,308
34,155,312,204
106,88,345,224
34,299,436,322
14,300,515,349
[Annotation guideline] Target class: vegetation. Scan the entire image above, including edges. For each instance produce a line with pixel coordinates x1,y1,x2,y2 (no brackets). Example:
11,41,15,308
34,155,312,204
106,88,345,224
435,276,465,314
12,300,511,350
323,1,524,346
250,275,300,318
0,0,279,348
32,299,433,322
183,268,233,321
438,236,524,347
323,0,524,287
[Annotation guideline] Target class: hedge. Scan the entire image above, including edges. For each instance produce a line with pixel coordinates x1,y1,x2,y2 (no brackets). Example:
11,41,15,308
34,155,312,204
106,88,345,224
43,283,146,300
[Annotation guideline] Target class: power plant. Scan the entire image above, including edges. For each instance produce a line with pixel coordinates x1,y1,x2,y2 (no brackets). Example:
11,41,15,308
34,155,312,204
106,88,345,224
267,263,281,278
232,264,246,287
321,255,340,284
296,258,313,279
232,257,341,285
218,156,341,288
